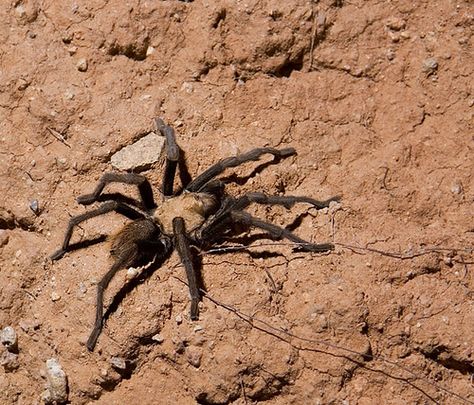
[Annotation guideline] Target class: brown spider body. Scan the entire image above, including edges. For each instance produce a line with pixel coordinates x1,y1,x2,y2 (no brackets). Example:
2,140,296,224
153,192,218,235
109,219,160,263
51,118,340,351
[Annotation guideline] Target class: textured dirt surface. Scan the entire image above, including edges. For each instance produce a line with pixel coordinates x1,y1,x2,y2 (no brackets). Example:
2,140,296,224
1,0,473,404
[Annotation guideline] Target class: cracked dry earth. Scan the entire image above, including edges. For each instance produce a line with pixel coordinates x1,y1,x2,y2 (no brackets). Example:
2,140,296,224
0,0,473,404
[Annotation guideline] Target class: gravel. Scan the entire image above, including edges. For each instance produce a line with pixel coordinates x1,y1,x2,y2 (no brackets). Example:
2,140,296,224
41,358,68,404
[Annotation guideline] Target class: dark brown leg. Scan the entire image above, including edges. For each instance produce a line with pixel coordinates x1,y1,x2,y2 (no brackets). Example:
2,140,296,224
86,219,169,351
230,211,334,252
51,201,145,261
87,257,133,351
197,193,339,245
155,118,180,196
186,147,296,192
172,217,200,319
231,192,341,211
76,173,155,209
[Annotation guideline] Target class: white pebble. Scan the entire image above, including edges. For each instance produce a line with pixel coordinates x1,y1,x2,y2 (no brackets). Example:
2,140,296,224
50,292,61,302
110,356,127,370
76,58,88,72
1,326,18,351
152,334,164,343
42,358,68,404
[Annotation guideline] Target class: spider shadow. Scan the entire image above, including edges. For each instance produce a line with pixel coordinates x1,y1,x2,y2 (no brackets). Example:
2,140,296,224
210,234,289,260
63,235,108,252
178,147,193,188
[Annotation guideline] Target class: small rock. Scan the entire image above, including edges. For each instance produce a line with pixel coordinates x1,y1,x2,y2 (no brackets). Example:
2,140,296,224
1,351,19,372
386,49,396,61
96,367,122,389
422,57,438,75
185,346,202,368
50,292,61,302
451,182,463,195
76,58,88,72
175,314,183,325
386,17,406,31
19,319,41,333
110,132,165,171
29,199,40,215
62,32,73,44
64,89,75,100
17,78,30,90
0,230,9,247
42,358,68,404
400,31,411,39
15,2,39,24
152,334,164,343
1,326,18,352
388,31,400,42
443,256,453,266
146,46,155,56
181,82,194,93
193,325,203,332
76,282,87,298
110,356,127,371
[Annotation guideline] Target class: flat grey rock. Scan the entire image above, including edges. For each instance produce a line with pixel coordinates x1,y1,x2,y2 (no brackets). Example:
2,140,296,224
110,131,165,171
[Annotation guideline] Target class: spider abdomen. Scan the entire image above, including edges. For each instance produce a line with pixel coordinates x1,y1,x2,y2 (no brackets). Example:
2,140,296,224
109,219,160,265
153,192,217,235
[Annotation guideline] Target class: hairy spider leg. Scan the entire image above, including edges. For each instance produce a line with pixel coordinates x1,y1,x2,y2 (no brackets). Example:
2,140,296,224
76,173,156,209
197,192,339,246
173,217,201,320
155,118,180,196
231,192,341,211
198,179,226,198
86,259,129,351
186,147,297,193
230,211,334,252
87,219,169,351
50,201,145,261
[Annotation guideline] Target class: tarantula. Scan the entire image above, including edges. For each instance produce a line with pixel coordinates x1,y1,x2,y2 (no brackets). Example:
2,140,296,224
51,118,340,351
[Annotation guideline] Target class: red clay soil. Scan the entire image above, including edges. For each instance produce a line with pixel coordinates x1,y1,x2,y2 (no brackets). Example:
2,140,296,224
0,1,473,404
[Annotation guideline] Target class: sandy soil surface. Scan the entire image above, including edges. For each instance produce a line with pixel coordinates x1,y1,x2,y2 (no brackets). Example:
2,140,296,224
1,0,473,404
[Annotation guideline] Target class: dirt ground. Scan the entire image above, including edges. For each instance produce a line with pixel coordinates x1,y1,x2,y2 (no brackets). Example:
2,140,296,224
0,0,473,404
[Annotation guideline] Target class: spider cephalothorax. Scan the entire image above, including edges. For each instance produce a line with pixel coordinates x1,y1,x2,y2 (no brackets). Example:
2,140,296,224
51,118,340,351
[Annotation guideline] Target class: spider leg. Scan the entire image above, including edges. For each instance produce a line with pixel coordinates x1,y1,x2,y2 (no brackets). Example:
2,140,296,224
173,217,201,320
186,147,296,193
76,173,155,209
86,257,132,351
155,118,180,196
50,201,145,261
232,192,341,211
197,193,340,245
87,219,170,351
231,211,334,252
214,210,334,252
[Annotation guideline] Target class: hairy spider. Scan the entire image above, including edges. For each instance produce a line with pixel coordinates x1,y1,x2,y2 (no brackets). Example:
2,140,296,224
51,118,340,351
